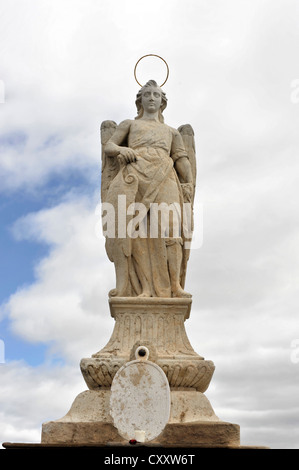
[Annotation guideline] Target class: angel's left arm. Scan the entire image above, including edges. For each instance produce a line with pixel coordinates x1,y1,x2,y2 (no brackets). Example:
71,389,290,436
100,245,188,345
171,130,193,184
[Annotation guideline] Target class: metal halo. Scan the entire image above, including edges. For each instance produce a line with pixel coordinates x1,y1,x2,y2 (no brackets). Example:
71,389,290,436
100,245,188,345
134,54,169,88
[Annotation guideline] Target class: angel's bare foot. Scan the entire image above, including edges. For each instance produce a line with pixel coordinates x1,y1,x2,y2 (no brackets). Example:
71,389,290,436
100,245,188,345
137,291,151,298
172,286,192,298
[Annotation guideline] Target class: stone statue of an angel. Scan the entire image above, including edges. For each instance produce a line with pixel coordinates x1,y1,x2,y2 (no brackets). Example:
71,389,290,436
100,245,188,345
101,80,196,298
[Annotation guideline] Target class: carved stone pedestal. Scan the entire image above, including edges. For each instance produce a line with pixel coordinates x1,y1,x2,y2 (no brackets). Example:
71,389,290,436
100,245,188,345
80,297,215,392
41,297,241,447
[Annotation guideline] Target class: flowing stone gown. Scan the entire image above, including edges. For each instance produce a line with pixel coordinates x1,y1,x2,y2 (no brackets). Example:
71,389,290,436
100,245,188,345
102,118,195,298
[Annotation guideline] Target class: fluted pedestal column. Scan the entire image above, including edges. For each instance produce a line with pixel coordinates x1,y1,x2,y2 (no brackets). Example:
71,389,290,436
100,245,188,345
80,297,215,392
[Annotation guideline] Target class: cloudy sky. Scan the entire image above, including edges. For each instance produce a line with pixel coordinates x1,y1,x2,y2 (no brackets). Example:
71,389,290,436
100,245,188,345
0,0,299,449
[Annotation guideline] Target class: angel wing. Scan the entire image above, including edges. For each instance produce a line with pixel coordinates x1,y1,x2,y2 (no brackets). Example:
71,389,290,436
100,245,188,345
177,123,196,202
177,124,197,289
100,120,119,202
100,120,139,296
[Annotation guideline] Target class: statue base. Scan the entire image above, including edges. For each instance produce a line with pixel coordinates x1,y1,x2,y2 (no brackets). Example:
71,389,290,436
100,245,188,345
41,389,241,447
6,297,263,448
40,297,243,447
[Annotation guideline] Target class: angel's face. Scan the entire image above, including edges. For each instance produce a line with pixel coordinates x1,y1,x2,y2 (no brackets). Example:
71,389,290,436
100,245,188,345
141,86,162,114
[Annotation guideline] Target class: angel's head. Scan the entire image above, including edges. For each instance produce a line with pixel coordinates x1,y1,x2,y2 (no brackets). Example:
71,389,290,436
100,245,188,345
135,80,167,123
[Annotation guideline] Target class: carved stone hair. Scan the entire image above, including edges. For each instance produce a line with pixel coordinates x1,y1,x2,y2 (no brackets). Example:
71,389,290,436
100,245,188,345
135,80,168,123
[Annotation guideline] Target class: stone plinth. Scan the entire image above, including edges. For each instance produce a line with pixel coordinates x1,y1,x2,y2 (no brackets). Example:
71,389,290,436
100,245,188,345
80,297,215,393
41,389,240,447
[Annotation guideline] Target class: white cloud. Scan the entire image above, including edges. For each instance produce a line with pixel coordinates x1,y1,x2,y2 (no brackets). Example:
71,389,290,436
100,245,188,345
3,193,115,363
0,361,83,447
1,0,297,192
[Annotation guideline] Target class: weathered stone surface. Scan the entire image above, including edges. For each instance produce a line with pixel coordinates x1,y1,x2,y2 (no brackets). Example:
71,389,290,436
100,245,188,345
51,390,113,423
170,390,220,423
42,420,240,447
96,297,194,358
81,356,215,392
41,388,225,445
152,421,240,447
80,297,215,392
42,422,122,445
42,389,218,426
110,359,170,442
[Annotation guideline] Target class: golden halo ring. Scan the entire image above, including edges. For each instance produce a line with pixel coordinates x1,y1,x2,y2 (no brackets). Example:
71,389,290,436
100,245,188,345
134,54,169,88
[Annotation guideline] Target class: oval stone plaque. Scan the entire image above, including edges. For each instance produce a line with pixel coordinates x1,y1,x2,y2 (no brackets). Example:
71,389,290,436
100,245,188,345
110,359,170,442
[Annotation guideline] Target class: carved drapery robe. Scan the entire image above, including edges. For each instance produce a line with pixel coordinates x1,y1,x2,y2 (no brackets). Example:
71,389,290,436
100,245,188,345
104,118,190,297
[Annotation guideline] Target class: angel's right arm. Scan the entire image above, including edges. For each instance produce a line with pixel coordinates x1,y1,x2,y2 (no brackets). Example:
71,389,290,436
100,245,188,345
105,120,136,163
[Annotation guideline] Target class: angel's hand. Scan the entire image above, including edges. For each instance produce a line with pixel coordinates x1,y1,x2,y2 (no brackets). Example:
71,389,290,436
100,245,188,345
181,183,194,203
118,147,137,164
